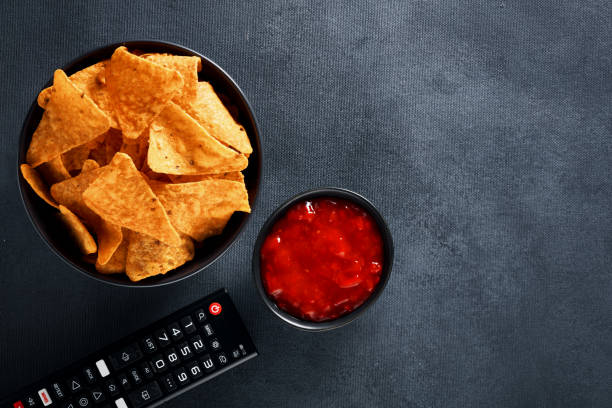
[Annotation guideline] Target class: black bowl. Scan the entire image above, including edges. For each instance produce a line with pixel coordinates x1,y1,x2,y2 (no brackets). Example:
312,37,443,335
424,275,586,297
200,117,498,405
252,188,394,331
17,40,261,287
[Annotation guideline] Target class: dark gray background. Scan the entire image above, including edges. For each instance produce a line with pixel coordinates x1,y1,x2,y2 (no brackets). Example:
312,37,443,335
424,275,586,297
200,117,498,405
1,1,611,407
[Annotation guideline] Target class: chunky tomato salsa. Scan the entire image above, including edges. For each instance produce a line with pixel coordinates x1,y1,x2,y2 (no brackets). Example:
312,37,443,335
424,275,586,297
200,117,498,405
260,197,384,322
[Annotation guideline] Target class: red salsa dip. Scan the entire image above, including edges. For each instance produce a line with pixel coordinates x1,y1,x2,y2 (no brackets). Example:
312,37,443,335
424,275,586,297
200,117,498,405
260,197,384,322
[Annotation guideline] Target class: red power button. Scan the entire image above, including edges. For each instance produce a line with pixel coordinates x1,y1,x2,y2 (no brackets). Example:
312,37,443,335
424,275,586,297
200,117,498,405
209,302,222,315
14,401,24,408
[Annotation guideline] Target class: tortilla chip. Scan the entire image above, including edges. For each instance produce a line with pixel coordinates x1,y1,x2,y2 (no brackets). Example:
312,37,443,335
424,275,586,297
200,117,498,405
107,47,183,139
50,166,123,264
119,132,148,169
187,81,252,154
151,179,250,241
62,136,105,173
38,61,118,128
143,54,200,108
82,153,181,246
58,205,97,254
61,144,91,172
96,231,128,274
37,156,71,185
144,170,171,182
125,231,194,281
148,102,248,175
20,164,58,208
87,135,108,166
99,128,123,163
167,171,244,184
51,167,106,220
26,70,111,167
81,159,100,173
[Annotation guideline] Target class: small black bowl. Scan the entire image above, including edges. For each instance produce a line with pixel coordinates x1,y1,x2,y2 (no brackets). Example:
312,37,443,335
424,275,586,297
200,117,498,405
252,188,394,331
17,40,262,287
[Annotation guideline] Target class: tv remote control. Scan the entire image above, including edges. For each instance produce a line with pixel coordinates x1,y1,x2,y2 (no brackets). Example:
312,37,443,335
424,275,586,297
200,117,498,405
1,289,257,408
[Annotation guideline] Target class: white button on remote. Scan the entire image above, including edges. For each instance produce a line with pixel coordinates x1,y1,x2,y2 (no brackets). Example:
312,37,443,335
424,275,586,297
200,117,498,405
114,397,128,408
95,359,110,377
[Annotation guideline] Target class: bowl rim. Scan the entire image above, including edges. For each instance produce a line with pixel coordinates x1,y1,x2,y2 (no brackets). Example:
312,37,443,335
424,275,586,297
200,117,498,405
252,187,394,331
17,39,262,288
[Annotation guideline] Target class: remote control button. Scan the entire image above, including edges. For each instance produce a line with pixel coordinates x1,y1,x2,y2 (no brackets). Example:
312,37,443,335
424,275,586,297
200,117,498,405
24,396,37,408
209,338,221,351
154,329,170,347
77,395,90,407
95,360,110,378
90,389,105,404
185,361,203,379
139,362,154,379
150,354,167,373
200,355,215,373
68,377,82,394
231,349,241,360
238,344,247,356
108,342,143,371
180,316,196,334
190,335,206,353
209,302,222,316
174,367,190,386
194,309,206,324
128,368,143,385
13,401,24,408
37,388,52,406
215,352,228,367
52,382,66,399
161,374,177,393
165,347,180,367
117,373,131,391
127,381,162,408
83,367,97,384
202,323,214,337
61,401,75,408
141,336,157,354
177,342,193,360
113,398,128,408
168,323,183,341
103,380,119,397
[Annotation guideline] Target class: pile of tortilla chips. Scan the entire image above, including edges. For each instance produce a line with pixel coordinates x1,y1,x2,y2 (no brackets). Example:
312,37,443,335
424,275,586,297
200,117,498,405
21,46,252,282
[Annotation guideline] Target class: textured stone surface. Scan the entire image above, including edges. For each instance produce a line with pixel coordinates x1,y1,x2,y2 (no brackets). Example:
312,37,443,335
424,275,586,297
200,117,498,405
0,1,610,406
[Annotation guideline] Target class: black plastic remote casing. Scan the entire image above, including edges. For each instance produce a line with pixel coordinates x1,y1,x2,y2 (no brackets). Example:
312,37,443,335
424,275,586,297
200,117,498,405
1,288,257,408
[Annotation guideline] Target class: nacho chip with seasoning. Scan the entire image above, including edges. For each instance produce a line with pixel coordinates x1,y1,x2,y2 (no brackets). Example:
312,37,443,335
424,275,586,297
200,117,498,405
187,81,252,154
37,156,71,185
143,54,201,108
58,205,97,254
125,230,194,281
151,179,250,241
107,46,183,139
62,143,92,172
167,171,244,184
81,159,100,173
38,61,118,128
148,102,247,175
82,153,181,246
50,166,123,264
20,164,58,208
26,70,111,167
96,231,128,274
63,135,106,172
119,132,148,169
